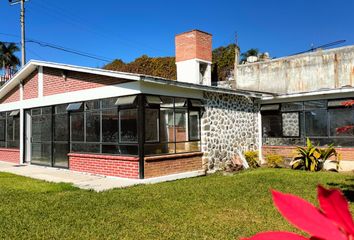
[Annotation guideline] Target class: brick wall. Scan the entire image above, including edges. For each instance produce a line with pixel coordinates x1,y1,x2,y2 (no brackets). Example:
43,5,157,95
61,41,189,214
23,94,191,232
0,148,20,164
262,145,354,161
175,30,212,62
144,152,203,178
43,67,130,96
68,153,139,178
0,86,20,104
23,71,38,100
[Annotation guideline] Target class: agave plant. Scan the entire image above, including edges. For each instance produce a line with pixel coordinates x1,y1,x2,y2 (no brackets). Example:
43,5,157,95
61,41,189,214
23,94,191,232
290,138,339,172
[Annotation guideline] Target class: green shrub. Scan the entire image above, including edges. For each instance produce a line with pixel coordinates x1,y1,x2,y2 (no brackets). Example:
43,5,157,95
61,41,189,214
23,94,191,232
265,154,284,168
290,138,339,172
244,151,259,168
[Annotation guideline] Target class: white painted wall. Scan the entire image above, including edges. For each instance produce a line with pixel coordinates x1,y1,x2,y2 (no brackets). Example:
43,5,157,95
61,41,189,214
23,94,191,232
176,59,211,86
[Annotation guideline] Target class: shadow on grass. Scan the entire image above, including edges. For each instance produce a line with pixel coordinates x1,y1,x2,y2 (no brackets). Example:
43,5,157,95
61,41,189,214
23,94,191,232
327,177,354,202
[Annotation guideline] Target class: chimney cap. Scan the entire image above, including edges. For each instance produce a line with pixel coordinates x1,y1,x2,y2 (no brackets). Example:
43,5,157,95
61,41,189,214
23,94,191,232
175,29,212,37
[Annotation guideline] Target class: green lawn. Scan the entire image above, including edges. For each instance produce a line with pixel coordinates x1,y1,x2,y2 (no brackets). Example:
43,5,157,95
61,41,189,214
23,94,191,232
0,169,353,240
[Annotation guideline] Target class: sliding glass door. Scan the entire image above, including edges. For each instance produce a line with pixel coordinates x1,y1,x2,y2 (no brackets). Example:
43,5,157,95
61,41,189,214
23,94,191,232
31,107,52,166
29,106,69,168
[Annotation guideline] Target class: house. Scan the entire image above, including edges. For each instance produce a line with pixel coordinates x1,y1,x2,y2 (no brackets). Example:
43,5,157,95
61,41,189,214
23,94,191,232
228,45,354,170
0,30,268,179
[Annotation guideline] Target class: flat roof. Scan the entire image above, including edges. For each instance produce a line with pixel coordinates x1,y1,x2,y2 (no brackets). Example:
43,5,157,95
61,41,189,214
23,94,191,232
0,60,272,99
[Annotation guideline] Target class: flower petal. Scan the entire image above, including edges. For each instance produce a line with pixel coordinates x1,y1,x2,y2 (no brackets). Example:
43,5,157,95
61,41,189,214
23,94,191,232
317,185,354,235
241,231,308,240
272,190,346,240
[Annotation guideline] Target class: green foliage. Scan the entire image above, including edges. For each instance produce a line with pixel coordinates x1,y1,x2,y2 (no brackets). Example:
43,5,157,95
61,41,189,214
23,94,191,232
211,44,236,82
265,154,284,168
240,48,259,63
290,138,339,172
244,150,259,168
0,42,20,70
104,44,238,82
103,55,177,80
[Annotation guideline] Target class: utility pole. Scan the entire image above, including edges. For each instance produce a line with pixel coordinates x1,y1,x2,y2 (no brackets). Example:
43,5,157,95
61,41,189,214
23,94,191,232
9,0,27,67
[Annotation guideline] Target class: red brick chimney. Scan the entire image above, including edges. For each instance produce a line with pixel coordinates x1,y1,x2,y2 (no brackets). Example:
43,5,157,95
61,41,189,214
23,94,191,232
175,30,212,85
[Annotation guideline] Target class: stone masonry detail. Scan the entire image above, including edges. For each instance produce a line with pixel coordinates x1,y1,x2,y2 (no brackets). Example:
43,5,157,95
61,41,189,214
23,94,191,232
201,92,259,170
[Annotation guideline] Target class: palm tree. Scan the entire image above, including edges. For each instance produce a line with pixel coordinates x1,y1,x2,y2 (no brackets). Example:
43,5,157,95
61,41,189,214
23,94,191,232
0,42,20,78
240,48,259,63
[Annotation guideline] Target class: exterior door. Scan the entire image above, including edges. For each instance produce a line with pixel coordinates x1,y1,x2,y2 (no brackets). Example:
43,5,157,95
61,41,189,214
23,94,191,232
25,110,31,163
30,108,52,166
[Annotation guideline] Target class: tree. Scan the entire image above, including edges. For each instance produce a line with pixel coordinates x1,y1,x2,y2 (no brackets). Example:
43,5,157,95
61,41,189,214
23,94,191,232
240,48,259,63
212,44,236,82
0,42,20,76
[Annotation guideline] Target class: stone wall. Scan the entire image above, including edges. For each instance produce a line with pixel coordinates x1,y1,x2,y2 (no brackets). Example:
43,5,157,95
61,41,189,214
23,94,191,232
201,92,259,170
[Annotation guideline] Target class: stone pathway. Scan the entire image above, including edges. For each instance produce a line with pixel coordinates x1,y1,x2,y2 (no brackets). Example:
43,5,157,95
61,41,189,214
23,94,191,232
0,161,204,192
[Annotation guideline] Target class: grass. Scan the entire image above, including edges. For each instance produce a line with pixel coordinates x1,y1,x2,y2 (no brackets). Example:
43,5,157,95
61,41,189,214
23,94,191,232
0,168,353,239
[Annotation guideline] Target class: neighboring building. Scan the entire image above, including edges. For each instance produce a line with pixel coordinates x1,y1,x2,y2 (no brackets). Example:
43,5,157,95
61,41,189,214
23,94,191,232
230,45,354,170
0,30,265,179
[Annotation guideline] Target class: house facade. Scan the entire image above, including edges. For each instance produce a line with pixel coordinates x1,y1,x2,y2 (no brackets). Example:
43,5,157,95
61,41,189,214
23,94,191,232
1,30,353,179
230,45,354,170
0,30,264,179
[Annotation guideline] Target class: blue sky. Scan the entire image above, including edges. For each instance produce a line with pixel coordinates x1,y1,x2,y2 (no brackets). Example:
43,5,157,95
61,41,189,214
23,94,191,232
0,0,353,68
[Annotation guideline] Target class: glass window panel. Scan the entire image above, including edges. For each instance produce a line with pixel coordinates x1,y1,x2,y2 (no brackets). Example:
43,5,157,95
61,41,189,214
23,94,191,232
175,109,188,142
71,112,84,141
0,141,6,148
102,144,138,155
14,117,19,141
175,98,187,108
55,104,68,114
53,143,69,168
71,143,100,153
145,108,159,142
7,140,19,148
305,110,328,136
102,98,117,109
31,113,52,142
119,109,138,143
190,99,204,108
261,104,280,111
146,96,162,105
328,99,353,108
189,111,200,140
42,107,52,115
115,95,137,106
144,143,176,155
102,144,119,154
261,113,282,137
102,109,118,142
160,108,174,142
304,100,326,110
9,110,19,116
282,112,300,137
281,102,303,112
176,141,200,153
329,108,354,136
0,119,5,141
6,116,13,141
54,114,68,141
160,96,174,108
31,142,51,166
31,108,41,116
85,100,100,110
66,102,83,111
117,145,138,155
86,111,101,142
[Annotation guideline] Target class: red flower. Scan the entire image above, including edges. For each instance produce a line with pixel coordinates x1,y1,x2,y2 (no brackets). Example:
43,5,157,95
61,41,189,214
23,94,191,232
242,186,354,240
341,100,354,107
336,125,354,134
